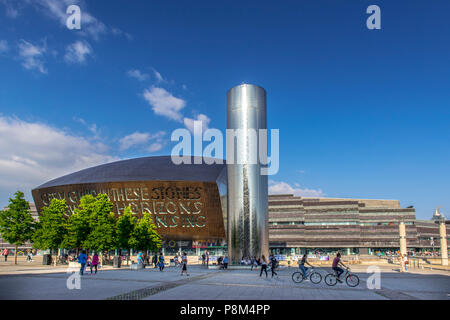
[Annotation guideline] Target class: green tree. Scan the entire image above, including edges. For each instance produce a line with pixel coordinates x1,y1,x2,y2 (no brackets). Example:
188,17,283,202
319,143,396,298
0,191,36,264
129,212,161,253
117,206,137,262
83,194,117,254
61,195,93,251
32,198,68,264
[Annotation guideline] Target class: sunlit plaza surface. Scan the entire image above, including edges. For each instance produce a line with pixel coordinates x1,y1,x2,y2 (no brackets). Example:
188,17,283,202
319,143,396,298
0,262,449,300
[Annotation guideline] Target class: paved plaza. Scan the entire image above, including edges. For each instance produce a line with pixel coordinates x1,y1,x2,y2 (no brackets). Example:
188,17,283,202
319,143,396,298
0,263,449,300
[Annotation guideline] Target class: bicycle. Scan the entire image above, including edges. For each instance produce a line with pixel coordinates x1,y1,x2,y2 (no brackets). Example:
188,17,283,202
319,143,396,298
292,268,322,284
324,267,359,287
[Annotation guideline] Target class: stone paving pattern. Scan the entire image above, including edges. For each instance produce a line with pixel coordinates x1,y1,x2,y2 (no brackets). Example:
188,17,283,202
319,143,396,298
0,265,448,300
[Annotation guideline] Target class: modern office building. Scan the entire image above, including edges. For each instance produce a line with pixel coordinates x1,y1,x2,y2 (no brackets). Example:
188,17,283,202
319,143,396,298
268,194,449,256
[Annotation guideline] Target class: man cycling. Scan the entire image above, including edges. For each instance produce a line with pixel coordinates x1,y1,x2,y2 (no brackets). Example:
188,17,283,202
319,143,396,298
299,254,313,279
332,252,348,283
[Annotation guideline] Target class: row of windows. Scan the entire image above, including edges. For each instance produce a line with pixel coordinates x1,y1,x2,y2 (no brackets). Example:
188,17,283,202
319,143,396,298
269,221,416,226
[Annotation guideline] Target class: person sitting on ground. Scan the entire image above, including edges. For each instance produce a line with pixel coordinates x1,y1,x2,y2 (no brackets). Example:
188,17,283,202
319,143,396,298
332,252,348,282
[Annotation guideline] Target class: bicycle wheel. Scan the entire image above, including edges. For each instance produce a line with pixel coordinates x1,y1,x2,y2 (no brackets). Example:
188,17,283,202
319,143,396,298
324,274,337,286
346,273,359,287
292,272,304,283
310,272,322,284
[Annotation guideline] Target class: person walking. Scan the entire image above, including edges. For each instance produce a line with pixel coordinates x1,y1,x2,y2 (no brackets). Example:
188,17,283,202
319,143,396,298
259,255,268,278
403,254,408,272
399,253,405,272
152,254,158,268
270,255,278,278
206,251,209,268
77,251,87,276
223,256,229,270
2,248,8,262
137,252,144,266
90,252,99,275
202,252,206,266
26,250,33,263
180,252,189,276
158,252,165,271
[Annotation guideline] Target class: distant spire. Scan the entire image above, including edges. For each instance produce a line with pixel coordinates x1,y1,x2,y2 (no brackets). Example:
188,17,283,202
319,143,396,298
432,206,445,221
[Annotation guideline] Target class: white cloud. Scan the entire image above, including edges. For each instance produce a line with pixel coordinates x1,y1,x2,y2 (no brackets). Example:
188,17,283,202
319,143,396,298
73,117,100,139
127,69,149,81
183,114,211,133
119,131,166,152
153,68,165,83
64,40,92,64
147,142,163,153
17,39,47,74
0,0,19,18
111,27,133,40
119,132,150,151
0,116,118,205
0,40,8,53
143,87,186,122
269,180,324,197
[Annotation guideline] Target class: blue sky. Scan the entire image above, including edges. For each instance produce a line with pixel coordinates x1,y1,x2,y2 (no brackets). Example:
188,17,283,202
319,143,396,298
0,0,448,219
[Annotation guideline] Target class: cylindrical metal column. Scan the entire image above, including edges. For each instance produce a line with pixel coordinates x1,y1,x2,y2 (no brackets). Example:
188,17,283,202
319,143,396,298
439,221,448,266
227,84,268,264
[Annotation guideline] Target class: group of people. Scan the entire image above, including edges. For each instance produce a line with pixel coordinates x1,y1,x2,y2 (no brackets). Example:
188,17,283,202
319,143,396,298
2,248,35,262
76,251,100,275
257,255,279,278
137,251,190,275
298,252,349,282
217,256,229,269
201,251,210,267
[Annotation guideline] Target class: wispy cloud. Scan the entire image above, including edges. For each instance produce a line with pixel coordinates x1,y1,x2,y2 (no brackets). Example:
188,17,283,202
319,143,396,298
119,131,166,152
0,40,9,54
0,116,117,200
111,27,133,41
269,180,324,197
153,68,165,83
127,69,149,81
64,40,92,64
143,87,186,122
17,39,47,74
0,0,19,18
183,114,211,133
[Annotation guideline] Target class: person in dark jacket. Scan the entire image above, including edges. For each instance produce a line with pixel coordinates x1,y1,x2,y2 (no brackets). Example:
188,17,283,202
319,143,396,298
158,253,165,271
270,255,278,278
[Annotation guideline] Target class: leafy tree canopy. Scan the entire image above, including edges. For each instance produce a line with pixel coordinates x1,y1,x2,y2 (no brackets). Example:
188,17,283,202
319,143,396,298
33,198,68,251
0,191,35,247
